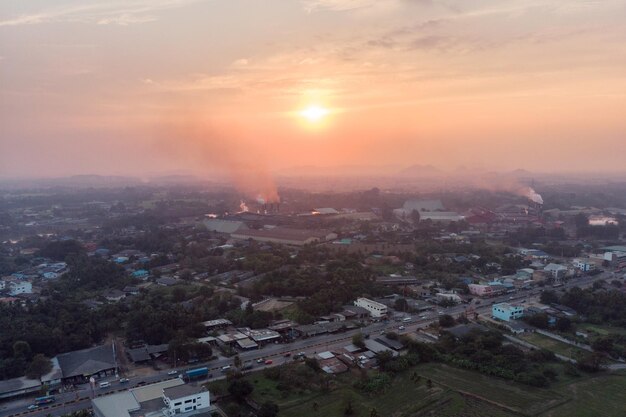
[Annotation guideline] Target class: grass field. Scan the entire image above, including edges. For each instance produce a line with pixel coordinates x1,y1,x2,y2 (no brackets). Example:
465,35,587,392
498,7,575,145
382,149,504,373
520,332,587,358
577,323,626,337
207,362,626,417
542,371,626,417
278,370,520,417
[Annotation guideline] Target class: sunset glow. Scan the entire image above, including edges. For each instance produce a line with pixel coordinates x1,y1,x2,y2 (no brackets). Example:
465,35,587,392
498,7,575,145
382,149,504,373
300,106,329,123
0,0,625,177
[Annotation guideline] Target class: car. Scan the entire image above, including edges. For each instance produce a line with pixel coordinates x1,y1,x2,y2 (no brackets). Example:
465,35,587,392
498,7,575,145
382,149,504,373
220,365,232,373
167,370,178,375
398,326,405,330
119,378,130,383
264,359,273,365
438,311,444,315
283,352,291,357
98,381,111,389
256,358,264,363
28,405,39,410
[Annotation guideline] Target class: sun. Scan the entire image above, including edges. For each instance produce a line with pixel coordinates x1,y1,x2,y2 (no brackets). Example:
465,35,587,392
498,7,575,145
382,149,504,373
300,105,329,122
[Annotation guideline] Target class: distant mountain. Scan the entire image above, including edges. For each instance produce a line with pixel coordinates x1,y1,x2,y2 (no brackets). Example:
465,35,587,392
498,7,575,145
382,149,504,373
397,164,442,177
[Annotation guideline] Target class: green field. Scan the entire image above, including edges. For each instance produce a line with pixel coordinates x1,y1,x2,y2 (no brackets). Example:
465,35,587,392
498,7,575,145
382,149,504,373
520,332,587,358
208,362,626,417
577,323,626,337
543,371,626,417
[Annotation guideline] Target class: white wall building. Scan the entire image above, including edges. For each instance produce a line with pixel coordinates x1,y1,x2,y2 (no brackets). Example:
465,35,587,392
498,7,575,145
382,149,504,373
573,259,596,272
354,298,388,318
163,384,210,416
8,281,32,296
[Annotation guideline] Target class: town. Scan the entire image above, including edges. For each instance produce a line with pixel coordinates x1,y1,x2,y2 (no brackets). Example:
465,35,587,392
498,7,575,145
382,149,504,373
1,179,625,417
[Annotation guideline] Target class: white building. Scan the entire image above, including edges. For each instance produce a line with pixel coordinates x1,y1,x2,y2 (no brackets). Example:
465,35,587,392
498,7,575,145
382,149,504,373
354,298,388,318
573,259,596,272
543,263,568,279
163,384,210,416
8,281,32,296
436,293,462,304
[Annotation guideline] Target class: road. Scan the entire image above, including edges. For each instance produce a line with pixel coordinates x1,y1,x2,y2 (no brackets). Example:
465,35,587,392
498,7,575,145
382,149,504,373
0,272,610,417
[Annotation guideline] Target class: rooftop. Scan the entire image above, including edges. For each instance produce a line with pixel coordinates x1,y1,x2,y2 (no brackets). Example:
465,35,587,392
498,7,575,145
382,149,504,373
163,384,205,400
56,343,115,378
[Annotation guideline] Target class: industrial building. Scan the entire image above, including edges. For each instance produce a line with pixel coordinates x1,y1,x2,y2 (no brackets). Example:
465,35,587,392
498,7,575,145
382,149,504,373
354,297,388,318
231,227,337,246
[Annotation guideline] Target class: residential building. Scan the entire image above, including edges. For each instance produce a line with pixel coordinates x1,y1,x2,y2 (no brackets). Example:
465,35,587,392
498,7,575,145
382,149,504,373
544,263,568,279
468,284,496,297
492,303,524,322
573,259,596,272
354,297,388,318
8,280,32,296
163,384,210,415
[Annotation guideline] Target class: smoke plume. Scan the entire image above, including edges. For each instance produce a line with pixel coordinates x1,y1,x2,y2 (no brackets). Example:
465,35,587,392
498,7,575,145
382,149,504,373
153,119,280,203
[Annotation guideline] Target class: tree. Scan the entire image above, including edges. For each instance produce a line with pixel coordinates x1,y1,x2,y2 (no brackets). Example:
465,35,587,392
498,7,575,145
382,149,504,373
13,341,32,360
352,333,366,349
394,298,409,312
233,354,242,370
258,401,279,417
227,379,253,402
370,407,380,417
438,314,455,328
540,290,559,305
26,354,52,381
410,210,421,225
555,317,572,332
342,393,355,416
426,379,433,389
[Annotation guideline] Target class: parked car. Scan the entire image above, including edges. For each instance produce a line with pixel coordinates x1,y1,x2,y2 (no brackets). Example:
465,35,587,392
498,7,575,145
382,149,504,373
398,326,405,330
256,358,264,364
119,378,130,383
98,381,111,389
167,370,178,375
27,405,39,410
264,359,273,365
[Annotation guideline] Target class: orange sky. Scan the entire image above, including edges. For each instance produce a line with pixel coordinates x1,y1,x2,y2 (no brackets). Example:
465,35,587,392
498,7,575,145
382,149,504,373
1,0,626,179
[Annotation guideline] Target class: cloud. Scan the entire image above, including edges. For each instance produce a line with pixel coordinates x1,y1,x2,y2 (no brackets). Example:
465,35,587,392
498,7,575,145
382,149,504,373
0,0,204,27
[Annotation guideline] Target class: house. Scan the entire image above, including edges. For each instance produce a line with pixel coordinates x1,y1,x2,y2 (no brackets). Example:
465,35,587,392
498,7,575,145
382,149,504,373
354,297,388,318
131,269,149,279
103,289,126,302
544,263,568,279
8,280,32,296
436,293,462,304
468,284,499,297
573,259,596,272
492,303,524,322
163,384,210,415
156,277,180,287
123,286,140,296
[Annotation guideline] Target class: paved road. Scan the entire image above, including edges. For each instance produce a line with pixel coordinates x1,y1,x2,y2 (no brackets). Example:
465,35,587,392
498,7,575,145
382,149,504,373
0,272,611,417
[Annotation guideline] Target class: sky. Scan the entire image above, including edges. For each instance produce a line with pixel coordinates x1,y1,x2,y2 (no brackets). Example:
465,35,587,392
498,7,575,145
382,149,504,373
1,0,626,180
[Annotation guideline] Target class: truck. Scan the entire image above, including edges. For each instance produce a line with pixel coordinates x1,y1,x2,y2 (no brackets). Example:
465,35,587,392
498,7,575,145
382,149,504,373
182,367,209,381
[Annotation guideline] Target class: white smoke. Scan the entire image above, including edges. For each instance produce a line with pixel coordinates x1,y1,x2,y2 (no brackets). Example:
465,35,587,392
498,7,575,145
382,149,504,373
238,200,250,213
524,187,543,205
